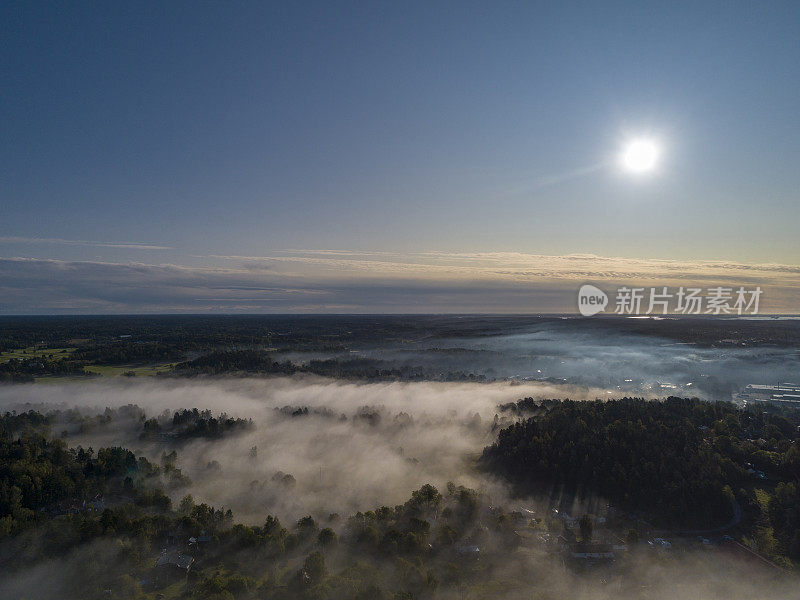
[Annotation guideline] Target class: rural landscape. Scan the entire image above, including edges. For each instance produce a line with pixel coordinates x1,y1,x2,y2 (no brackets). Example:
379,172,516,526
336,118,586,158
1,315,800,599
3,1,799,598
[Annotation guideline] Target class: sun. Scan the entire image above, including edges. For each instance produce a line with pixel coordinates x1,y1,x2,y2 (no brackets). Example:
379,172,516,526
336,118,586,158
620,139,659,174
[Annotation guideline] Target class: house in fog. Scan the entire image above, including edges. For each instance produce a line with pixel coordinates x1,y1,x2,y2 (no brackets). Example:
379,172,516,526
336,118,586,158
456,545,480,558
567,542,614,561
155,550,194,584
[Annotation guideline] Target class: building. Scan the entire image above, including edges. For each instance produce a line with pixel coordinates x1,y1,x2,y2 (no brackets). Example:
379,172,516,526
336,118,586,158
155,550,194,584
456,545,480,557
564,542,616,568
735,383,800,407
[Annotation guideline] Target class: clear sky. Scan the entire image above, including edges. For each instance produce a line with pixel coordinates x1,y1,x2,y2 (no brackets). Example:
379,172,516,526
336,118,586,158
1,1,799,313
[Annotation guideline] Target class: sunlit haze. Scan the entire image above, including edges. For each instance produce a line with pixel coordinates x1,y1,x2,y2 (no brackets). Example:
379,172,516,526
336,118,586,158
1,2,798,311
620,139,660,174
2,5,800,598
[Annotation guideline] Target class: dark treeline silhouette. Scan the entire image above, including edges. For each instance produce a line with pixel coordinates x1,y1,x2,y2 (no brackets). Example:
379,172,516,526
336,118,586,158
72,342,184,365
174,349,297,376
3,314,798,358
141,408,254,441
173,349,486,382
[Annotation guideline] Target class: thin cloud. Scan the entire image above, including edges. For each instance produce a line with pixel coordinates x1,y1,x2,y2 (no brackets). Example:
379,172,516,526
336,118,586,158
0,254,798,314
211,250,800,282
0,236,172,250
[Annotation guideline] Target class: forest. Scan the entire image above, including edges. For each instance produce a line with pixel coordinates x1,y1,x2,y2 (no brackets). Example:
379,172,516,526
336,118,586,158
2,316,800,598
0,409,524,599
484,397,800,558
1,395,800,598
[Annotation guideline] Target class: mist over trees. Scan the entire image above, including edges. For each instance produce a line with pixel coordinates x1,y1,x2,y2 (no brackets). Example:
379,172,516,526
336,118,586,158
0,408,526,599
3,393,800,599
2,316,800,597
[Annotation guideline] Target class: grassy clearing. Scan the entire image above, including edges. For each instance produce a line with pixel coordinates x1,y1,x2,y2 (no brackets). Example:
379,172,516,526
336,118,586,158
0,347,77,362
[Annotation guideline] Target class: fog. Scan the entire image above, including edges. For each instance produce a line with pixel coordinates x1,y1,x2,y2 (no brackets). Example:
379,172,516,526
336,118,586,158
2,536,794,600
298,321,800,399
1,375,796,599
0,376,609,522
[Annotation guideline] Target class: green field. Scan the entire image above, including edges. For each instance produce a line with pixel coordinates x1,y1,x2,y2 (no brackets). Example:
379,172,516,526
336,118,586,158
0,346,177,381
0,346,77,362
33,363,175,383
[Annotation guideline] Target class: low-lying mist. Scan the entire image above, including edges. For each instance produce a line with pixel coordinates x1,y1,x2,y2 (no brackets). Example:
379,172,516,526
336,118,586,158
276,319,800,399
1,375,796,599
0,376,607,522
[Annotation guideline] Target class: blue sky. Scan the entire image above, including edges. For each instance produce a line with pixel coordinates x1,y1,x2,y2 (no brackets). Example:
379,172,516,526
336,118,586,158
1,1,799,312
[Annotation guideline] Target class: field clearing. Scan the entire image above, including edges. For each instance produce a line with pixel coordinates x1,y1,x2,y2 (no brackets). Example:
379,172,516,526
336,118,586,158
32,363,175,384
0,347,77,362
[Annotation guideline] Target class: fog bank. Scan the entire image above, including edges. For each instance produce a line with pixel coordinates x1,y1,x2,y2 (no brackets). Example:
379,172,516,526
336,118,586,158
0,376,606,521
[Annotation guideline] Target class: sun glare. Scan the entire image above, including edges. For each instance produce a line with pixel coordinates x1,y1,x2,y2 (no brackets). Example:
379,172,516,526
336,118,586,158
620,139,659,174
